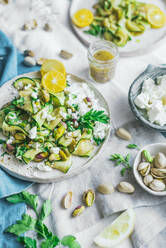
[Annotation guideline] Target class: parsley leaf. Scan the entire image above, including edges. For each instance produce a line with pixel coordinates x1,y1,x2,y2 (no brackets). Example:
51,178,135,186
127,144,139,149
39,199,52,222
5,214,36,235
35,220,52,239
12,97,24,106
61,235,81,248
110,153,132,176
17,236,37,248
79,109,109,130
7,191,38,214
93,136,104,146
41,235,60,248
0,139,6,144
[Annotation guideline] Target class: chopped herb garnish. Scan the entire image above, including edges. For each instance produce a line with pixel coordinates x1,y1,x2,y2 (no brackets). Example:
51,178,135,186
5,191,81,248
127,144,139,149
93,136,104,146
0,139,6,144
66,120,75,132
110,153,132,176
12,97,24,106
72,104,79,111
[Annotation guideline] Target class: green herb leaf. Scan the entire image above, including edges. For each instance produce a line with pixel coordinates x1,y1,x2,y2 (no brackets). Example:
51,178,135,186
12,97,24,106
93,136,104,146
41,235,60,248
0,139,6,144
1,151,8,157
61,235,81,248
5,214,36,235
17,236,37,248
127,144,139,149
39,199,52,222
6,193,24,204
110,153,132,176
21,191,38,213
35,220,52,239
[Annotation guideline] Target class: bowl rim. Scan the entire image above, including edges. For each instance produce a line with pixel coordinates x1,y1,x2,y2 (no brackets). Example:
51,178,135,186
133,142,166,196
128,64,166,132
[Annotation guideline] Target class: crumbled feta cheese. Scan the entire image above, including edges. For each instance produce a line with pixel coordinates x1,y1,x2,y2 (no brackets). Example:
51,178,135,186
29,126,37,139
134,93,149,109
31,91,38,99
32,142,41,151
7,136,14,144
71,112,78,119
50,147,60,154
67,109,72,115
93,122,107,139
60,111,67,119
135,75,166,126
46,114,56,122
24,84,31,90
42,108,48,119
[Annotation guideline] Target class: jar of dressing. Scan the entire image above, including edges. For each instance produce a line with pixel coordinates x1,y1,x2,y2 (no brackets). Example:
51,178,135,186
88,40,119,83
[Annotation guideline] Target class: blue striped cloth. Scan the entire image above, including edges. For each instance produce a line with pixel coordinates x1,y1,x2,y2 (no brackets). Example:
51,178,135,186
0,31,40,247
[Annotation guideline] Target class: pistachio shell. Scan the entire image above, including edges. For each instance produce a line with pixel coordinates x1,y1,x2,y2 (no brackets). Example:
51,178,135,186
151,168,166,179
154,153,166,169
143,174,153,186
116,128,131,140
117,182,135,194
44,23,52,32
72,205,85,217
59,50,73,60
62,191,72,209
149,179,165,192
137,162,151,176
24,50,35,57
36,58,48,65
83,189,95,207
97,184,114,194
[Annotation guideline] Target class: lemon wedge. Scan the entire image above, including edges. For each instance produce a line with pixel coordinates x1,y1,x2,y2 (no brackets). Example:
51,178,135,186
72,8,94,28
42,71,66,94
94,208,135,248
41,59,66,76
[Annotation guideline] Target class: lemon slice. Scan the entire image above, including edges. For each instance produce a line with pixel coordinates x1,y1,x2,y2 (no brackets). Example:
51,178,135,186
41,59,66,76
94,208,135,248
42,71,66,94
72,8,94,28
147,7,166,28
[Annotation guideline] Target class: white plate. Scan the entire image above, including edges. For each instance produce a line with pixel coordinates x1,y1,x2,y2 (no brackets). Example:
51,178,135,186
0,71,111,183
70,0,166,56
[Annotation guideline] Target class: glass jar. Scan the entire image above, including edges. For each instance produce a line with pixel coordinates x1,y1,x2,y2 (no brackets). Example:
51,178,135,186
88,40,119,83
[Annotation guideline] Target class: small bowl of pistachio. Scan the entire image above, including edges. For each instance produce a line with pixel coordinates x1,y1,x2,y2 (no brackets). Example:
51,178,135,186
133,143,166,196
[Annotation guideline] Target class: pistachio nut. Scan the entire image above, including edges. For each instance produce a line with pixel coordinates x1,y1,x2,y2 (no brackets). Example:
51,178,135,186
24,56,36,67
97,183,114,194
24,50,35,57
149,179,165,192
137,162,151,176
44,23,52,32
72,205,85,217
151,168,166,179
117,181,135,194
14,133,26,141
83,189,95,207
62,191,72,209
154,152,166,169
141,150,153,163
115,127,131,140
143,174,153,186
59,50,73,60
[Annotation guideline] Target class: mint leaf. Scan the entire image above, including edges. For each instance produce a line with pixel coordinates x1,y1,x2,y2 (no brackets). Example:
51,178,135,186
5,214,36,235
6,193,24,204
17,236,37,248
61,235,81,248
39,199,52,222
41,235,59,248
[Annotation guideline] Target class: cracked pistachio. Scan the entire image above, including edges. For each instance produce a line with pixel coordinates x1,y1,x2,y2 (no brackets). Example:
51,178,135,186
72,205,85,217
62,191,72,209
83,189,95,207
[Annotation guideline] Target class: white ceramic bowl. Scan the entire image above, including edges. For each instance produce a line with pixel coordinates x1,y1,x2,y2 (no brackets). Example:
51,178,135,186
133,143,166,196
